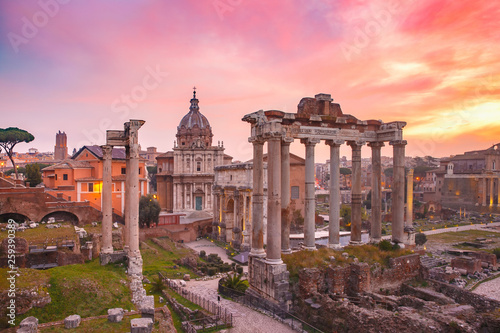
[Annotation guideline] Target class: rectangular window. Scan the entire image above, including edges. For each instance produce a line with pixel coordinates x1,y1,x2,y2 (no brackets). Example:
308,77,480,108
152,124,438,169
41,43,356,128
139,167,141,174
88,183,94,192
121,167,126,174
63,174,68,180
291,186,299,199
55,174,58,180
197,162,201,172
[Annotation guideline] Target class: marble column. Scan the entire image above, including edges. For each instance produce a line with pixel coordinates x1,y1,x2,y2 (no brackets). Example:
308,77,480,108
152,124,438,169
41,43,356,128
124,146,131,252
234,189,240,243
250,139,265,258
326,140,343,248
489,177,494,206
267,136,282,263
301,138,320,250
348,141,364,244
368,142,384,243
101,145,113,254
406,168,414,226
127,120,144,257
391,140,407,244
281,138,293,254
482,178,487,206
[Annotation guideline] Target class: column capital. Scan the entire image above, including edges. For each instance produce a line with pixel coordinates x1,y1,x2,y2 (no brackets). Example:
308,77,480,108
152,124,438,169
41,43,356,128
263,132,283,141
248,137,265,145
300,138,321,145
347,140,365,149
100,145,113,157
282,137,294,145
389,140,407,147
367,141,385,148
325,139,344,147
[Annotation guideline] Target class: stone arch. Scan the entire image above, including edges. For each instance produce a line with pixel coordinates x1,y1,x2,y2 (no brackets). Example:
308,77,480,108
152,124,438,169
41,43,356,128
0,212,31,223
226,198,234,213
41,211,79,225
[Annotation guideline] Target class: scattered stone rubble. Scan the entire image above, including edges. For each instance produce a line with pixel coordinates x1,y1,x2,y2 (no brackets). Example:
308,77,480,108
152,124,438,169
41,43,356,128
64,314,81,329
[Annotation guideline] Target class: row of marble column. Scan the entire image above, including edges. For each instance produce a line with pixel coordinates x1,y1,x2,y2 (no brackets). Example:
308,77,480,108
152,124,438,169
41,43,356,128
100,136,141,258
250,136,407,263
481,177,500,206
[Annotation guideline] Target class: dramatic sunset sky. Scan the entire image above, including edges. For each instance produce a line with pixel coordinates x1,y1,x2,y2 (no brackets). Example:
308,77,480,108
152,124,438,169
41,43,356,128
1,0,499,162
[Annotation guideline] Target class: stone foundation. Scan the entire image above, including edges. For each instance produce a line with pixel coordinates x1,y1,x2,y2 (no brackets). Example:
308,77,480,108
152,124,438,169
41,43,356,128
451,257,482,274
248,256,291,310
99,251,127,265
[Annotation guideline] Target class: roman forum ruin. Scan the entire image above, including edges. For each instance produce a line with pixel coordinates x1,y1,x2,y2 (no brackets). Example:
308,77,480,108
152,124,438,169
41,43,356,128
99,119,145,275
242,93,410,308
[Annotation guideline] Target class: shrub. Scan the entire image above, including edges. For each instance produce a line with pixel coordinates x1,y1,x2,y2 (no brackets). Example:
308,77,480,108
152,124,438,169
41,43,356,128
381,228,387,235
415,233,427,246
378,240,393,251
236,265,243,274
199,250,206,258
207,267,217,276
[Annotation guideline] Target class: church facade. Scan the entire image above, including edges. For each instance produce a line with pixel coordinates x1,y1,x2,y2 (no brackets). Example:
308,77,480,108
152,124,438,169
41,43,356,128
156,90,232,215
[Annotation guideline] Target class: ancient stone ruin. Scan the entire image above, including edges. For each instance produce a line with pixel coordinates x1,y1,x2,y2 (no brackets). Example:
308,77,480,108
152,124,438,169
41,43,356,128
242,93,412,309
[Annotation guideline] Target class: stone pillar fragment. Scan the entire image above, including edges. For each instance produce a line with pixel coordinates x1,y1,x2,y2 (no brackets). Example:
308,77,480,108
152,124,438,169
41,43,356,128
368,142,384,243
250,139,265,258
391,140,407,244
326,140,343,248
266,137,282,263
281,138,292,254
301,138,320,250
348,141,364,244
101,145,113,254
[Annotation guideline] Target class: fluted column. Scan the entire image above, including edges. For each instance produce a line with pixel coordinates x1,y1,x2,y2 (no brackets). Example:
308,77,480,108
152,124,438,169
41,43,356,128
250,139,265,258
391,140,407,244
406,168,414,226
124,146,131,252
301,138,320,250
127,120,145,257
348,141,364,244
281,138,293,254
101,145,113,254
266,137,282,263
368,142,384,243
326,140,343,248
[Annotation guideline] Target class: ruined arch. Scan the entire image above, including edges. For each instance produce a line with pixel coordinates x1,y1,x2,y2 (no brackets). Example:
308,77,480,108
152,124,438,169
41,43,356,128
41,211,79,225
0,213,30,223
226,198,234,213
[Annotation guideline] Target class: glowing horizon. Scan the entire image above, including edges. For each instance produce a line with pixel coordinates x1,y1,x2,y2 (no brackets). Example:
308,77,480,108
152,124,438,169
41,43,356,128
1,0,499,162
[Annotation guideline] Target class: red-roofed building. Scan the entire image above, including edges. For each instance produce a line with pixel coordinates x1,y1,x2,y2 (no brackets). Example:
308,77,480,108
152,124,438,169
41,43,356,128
42,145,148,216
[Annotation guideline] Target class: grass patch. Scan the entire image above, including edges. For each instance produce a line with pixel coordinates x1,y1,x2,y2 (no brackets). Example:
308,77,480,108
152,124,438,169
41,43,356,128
16,259,133,325
39,314,142,332
283,245,412,279
141,238,197,281
427,230,500,245
0,222,77,245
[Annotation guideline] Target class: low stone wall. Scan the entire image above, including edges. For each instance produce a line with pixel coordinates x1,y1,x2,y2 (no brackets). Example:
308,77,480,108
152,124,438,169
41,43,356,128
451,257,482,274
371,254,422,291
428,279,500,312
468,251,497,268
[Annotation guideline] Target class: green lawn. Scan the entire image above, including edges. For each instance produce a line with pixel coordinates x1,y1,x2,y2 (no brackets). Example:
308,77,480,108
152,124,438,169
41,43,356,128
40,314,142,333
15,259,134,325
426,230,500,245
0,222,77,245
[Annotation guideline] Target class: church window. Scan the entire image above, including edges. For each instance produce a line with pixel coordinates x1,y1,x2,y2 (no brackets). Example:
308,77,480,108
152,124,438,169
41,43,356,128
197,162,201,172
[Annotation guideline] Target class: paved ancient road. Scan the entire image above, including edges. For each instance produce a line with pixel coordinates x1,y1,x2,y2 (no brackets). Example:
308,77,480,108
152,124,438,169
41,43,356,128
186,279,295,333
472,276,500,301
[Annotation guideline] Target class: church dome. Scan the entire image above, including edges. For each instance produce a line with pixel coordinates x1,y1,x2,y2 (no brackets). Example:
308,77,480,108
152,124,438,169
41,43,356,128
176,89,213,148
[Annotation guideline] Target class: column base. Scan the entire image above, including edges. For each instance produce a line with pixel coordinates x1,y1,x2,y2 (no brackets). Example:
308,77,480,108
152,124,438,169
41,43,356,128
370,238,382,244
99,250,126,266
349,240,363,246
250,248,266,258
327,243,342,249
101,246,113,254
281,248,292,255
265,258,283,265
302,245,317,251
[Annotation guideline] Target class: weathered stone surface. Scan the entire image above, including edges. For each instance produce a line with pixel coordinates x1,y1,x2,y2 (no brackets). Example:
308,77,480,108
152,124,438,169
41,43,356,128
99,251,126,265
18,316,38,333
1,237,29,254
107,307,124,323
140,295,155,320
451,257,482,274
64,314,81,329
401,284,455,305
130,317,153,333
183,274,190,281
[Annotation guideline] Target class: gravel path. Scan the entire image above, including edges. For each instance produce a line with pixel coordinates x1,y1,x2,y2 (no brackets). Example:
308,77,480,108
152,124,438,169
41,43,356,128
186,279,295,333
472,275,500,301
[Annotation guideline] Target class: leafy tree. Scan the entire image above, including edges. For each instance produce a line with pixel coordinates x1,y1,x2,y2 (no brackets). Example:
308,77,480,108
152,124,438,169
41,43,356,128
25,163,42,187
139,194,161,228
415,233,427,246
0,128,34,180
384,168,393,178
5,167,25,176
340,167,352,175
147,165,157,192
340,204,351,225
